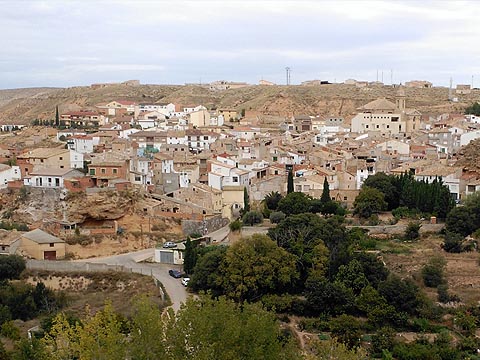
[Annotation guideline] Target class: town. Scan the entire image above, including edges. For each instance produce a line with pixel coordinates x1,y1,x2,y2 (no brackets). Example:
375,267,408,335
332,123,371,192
2,79,480,359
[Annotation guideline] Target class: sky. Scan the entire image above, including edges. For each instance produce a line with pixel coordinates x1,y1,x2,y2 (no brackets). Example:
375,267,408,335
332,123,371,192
1,0,480,89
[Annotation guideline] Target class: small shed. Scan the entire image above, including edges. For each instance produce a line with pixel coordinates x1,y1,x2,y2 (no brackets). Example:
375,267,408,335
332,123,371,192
154,242,185,265
13,229,66,260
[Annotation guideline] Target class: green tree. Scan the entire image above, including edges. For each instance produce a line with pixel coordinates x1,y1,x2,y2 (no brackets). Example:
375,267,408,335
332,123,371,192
320,177,331,204
183,237,197,275
363,172,399,210
167,296,300,360
287,169,294,194
465,102,480,116
305,279,355,316
129,297,167,359
243,187,250,213
0,255,26,282
263,191,283,211
277,192,312,216
190,246,227,296
371,327,396,356
329,314,362,349
269,211,285,224
221,234,299,302
353,187,387,218
335,259,369,295
55,106,59,127
378,275,420,315
12,337,49,360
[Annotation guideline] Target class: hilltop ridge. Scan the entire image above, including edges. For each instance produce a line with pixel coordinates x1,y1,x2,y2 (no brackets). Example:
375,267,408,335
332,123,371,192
0,83,477,124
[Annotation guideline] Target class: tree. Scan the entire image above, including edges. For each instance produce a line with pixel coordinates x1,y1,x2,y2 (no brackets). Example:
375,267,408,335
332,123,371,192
465,102,480,116
378,275,420,315
263,191,283,211
220,235,299,302
277,192,312,216
305,279,355,316
189,246,227,296
353,187,387,218
0,255,26,282
129,297,167,359
329,314,362,349
167,296,301,360
320,177,331,204
55,106,59,127
183,237,197,275
363,172,399,210
242,210,263,226
287,169,294,194
243,187,250,213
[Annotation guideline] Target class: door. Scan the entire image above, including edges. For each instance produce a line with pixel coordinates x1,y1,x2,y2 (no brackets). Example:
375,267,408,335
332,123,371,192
43,251,56,260
160,251,174,264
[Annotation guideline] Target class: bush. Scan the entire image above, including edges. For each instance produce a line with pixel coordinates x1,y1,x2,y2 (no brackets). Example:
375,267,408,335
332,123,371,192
229,220,242,232
442,231,464,253
421,256,446,288
404,221,421,240
0,255,26,281
269,211,286,224
1,320,20,340
242,211,263,226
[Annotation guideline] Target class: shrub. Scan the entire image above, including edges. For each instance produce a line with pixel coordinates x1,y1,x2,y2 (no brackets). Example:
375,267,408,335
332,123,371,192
269,211,286,224
421,256,446,288
242,211,263,226
229,220,242,232
442,231,464,253
404,221,421,241
1,320,20,340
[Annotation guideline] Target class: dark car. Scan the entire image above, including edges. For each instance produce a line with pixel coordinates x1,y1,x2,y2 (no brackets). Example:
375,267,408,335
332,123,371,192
168,269,182,278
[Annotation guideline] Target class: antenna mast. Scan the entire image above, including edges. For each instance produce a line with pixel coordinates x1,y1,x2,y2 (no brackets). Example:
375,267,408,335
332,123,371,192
285,67,291,85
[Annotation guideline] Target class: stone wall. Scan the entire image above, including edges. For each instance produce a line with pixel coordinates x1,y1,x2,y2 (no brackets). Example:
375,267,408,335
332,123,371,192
182,214,228,236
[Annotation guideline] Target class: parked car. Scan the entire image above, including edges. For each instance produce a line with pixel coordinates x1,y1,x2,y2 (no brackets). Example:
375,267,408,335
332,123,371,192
181,277,190,287
163,241,177,248
168,269,182,278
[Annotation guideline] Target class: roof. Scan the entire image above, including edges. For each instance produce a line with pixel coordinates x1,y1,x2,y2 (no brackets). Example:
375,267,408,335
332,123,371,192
18,147,68,159
29,168,84,177
357,98,397,111
22,229,65,244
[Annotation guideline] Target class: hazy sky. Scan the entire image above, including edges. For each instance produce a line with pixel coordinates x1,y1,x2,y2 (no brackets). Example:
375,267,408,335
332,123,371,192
1,0,479,89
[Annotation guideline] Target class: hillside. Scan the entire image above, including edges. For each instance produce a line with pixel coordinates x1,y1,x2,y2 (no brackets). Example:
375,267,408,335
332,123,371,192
0,83,478,124
456,138,480,173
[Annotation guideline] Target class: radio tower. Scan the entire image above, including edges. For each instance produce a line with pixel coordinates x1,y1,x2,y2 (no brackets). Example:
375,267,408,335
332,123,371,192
285,67,291,85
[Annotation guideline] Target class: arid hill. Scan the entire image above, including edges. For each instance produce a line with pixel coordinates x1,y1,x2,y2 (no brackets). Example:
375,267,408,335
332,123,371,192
0,83,478,124
456,138,480,173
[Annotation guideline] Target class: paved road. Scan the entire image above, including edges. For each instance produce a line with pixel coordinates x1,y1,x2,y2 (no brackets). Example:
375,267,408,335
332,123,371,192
77,249,187,312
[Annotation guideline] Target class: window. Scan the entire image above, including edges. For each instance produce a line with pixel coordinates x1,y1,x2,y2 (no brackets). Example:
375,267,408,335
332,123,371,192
113,168,118,174
59,157,63,160
232,177,238,183
49,243,54,247
101,168,106,174
89,168,96,175
204,136,208,140
344,196,348,201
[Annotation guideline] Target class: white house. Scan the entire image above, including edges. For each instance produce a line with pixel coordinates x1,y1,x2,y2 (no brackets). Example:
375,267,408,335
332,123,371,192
67,135,99,154
24,169,85,189
208,160,249,190
0,165,21,188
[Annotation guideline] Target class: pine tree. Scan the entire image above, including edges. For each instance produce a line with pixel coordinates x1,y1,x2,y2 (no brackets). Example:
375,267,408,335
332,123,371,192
287,169,294,194
321,177,331,204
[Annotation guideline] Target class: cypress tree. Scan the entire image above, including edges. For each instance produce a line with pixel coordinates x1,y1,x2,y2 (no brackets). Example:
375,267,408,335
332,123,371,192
183,237,197,275
321,177,331,204
287,169,294,194
55,105,60,127
243,187,250,212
